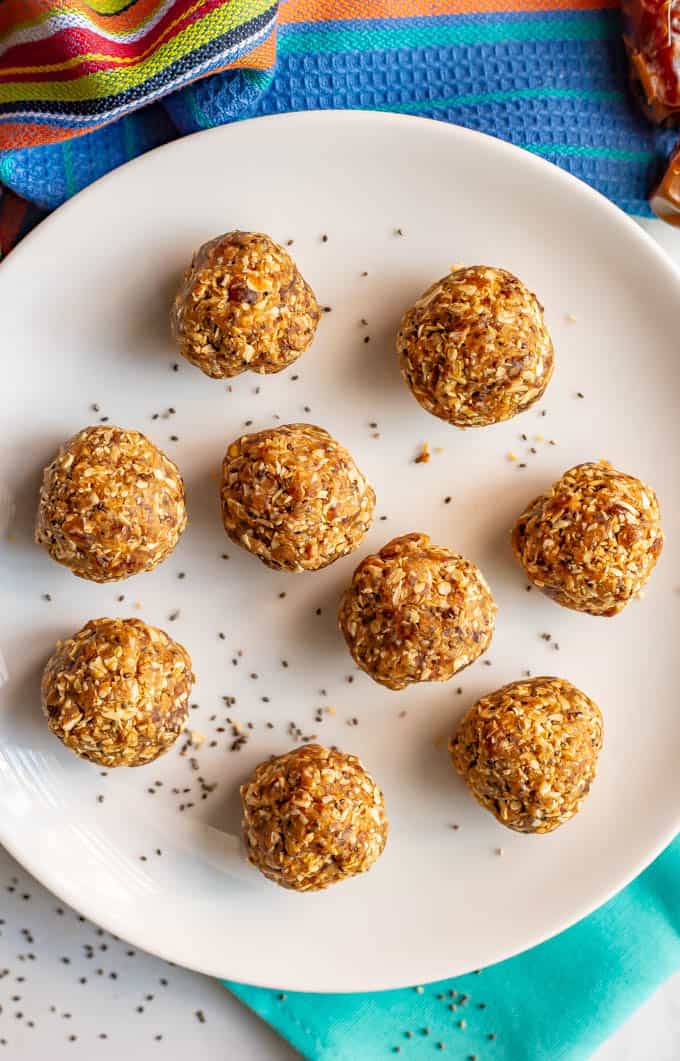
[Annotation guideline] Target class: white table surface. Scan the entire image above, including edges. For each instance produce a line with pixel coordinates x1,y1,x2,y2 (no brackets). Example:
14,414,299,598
1,216,678,1061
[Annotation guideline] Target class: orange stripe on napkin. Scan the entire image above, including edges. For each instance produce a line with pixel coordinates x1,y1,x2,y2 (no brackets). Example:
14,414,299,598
279,0,617,26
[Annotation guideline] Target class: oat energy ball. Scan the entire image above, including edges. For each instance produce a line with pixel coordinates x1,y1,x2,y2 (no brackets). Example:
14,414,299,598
36,425,187,583
241,744,388,891
41,618,194,768
396,266,554,427
220,423,375,571
450,677,603,834
171,231,321,378
338,533,496,691
512,460,663,617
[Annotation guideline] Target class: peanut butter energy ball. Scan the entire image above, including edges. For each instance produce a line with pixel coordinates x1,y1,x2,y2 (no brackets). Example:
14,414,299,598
450,677,603,834
338,533,496,691
220,423,375,571
241,744,388,891
171,231,321,378
41,618,194,768
396,266,554,427
512,460,663,617
36,425,187,583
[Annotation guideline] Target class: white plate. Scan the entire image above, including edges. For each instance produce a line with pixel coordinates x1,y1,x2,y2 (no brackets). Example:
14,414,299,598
1,111,679,992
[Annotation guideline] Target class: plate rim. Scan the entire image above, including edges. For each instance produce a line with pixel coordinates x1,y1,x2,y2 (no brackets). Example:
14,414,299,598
2,108,679,991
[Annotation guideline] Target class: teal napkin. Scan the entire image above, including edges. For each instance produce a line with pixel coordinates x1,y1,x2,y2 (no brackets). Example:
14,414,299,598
226,836,679,1060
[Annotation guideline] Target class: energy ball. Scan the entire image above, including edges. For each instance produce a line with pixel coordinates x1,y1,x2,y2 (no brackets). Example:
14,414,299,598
396,266,554,427
171,231,321,379
220,423,375,571
338,532,496,691
450,676,603,834
512,460,663,617
41,617,194,768
241,743,388,891
36,425,187,583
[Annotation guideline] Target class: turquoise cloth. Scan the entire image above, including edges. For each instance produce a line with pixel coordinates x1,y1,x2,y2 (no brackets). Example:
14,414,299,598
226,836,679,1060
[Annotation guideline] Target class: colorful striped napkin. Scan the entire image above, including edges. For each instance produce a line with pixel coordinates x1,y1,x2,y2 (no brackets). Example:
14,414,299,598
0,0,679,255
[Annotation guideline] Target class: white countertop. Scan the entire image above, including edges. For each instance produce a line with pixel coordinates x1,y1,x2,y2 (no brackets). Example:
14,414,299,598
2,216,678,1060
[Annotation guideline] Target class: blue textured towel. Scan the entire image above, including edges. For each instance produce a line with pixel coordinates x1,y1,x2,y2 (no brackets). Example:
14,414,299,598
226,838,680,1060
0,4,678,223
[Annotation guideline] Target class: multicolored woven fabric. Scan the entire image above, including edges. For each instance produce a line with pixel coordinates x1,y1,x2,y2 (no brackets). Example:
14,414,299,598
0,0,677,256
0,0,277,148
